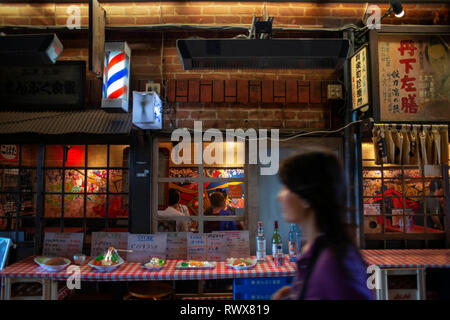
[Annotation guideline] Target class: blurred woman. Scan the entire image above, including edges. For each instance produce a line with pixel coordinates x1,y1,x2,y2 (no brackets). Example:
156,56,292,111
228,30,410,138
272,149,374,300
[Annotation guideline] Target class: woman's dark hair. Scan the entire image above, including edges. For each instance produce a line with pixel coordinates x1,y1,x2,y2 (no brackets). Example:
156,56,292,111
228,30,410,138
210,192,226,209
279,148,355,261
168,188,180,206
429,179,443,193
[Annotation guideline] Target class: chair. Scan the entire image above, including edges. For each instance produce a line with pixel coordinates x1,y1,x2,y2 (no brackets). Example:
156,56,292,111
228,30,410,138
124,281,174,300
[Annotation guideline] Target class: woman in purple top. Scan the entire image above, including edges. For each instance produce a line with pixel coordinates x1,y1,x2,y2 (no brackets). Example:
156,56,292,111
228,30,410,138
272,148,374,300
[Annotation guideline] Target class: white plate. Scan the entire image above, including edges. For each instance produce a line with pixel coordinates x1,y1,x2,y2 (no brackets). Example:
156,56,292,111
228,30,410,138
176,261,216,269
34,256,71,272
142,261,165,271
226,258,257,270
88,256,125,272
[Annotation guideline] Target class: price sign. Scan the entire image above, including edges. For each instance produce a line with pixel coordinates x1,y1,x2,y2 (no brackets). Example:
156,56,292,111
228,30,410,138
127,233,167,263
90,232,128,257
214,230,250,258
206,233,227,262
164,232,188,260
42,232,84,259
187,233,207,261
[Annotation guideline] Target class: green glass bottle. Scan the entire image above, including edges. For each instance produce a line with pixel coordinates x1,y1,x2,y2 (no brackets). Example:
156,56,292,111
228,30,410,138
271,220,282,260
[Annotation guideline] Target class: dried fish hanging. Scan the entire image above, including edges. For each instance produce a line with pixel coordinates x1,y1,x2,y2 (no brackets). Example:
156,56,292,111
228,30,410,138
372,124,448,165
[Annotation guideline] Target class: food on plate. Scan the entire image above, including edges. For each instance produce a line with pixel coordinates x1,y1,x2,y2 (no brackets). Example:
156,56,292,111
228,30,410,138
43,257,68,266
228,258,256,267
144,257,165,268
92,247,120,266
188,260,205,267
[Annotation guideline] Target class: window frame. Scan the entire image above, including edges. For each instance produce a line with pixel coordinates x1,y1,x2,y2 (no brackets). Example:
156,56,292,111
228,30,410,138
151,136,249,234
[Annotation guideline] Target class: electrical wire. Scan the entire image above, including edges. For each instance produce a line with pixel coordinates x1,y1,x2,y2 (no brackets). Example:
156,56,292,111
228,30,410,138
183,120,364,142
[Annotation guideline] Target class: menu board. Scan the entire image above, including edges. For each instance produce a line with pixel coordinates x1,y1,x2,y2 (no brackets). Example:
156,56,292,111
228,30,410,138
42,232,84,259
164,232,188,260
187,233,207,261
214,231,250,258
90,232,128,257
126,233,167,263
206,233,227,262
351,45,369,110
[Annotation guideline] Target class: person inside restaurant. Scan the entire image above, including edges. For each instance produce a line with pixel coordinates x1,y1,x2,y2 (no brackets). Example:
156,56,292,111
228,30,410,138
157,188,191,232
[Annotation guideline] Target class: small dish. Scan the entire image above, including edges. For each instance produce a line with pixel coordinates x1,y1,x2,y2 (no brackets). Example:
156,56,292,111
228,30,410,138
73,254,87,266
34,256,71,272
226,258,257,270
142,257,165,271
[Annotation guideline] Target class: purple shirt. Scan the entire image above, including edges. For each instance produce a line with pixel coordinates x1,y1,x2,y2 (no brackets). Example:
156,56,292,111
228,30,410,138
285,238,375,300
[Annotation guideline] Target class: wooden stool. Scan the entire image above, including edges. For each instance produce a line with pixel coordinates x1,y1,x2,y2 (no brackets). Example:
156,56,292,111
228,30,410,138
124,282,174,300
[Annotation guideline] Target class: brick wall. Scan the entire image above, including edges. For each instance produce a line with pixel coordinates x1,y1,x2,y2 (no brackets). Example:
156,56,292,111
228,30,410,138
1,2,448,130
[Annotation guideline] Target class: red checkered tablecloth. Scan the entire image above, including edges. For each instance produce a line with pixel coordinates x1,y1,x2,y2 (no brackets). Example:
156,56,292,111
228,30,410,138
0,256,296,281
361,249,450,268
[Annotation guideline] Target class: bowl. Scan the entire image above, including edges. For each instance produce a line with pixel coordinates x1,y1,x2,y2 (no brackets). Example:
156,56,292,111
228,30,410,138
88,256,125,272
34,256,72,272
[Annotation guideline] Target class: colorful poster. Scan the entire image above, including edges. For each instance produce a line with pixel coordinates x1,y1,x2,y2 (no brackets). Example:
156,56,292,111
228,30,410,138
127,233,167,262
90,232,128,257
42,232,84,259
378,35,450,121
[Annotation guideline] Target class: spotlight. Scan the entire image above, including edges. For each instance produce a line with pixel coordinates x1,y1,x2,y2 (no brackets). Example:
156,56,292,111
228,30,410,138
389,0,404,18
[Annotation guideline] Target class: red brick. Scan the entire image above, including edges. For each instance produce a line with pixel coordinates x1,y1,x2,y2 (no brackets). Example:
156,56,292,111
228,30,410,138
188,80,200,103
305,8,332,16
215,16,240,24
175,6,202,15
260,120,283,128
176,111,191,119
188,16,215,24
237,80,249,103
249,82,261,103
310,81,322,104
203,6,230,15
298,84,310,104
278,8,305,16
125,7,150,15
262,80,274,103
106,17,135,25
136,17,160,25
176,80,188,98
200,83,212,103
230,6,259,15
331,9,357,17
212,80,224,103
177,120,195,128
190,111,216,120
286,80,298,103
225,80,237,97
274,80,286,98
285,120,308,128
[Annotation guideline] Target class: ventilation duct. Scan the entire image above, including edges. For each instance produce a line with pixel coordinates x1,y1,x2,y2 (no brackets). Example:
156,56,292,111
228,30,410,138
177,39,350,70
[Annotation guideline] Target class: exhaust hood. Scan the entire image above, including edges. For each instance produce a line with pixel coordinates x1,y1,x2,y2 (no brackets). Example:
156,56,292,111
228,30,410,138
177,39,350,70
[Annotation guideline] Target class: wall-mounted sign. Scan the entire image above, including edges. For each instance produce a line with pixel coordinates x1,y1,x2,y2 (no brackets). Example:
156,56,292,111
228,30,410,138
132,91,163,130
126,233,167,262
351,45,369,111
372,29,450,122
102,42,131,112
89,0,106,77
0,61,85,109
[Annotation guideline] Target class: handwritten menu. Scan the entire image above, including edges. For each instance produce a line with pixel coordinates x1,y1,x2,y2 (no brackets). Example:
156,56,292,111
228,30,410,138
206,233,227,262
90,232,128,258
164,232,188,260
126,233,167,263
42,232,84,259
187,233,207,261
214,231,250,258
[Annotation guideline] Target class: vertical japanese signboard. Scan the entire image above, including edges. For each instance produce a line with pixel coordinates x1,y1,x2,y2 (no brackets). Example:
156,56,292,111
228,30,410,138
377,34,450,122
89,0,106,77
351,45,369,110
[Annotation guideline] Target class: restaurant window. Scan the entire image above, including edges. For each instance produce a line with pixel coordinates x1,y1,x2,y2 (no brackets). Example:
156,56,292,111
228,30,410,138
43,144,129,250
0,144,38,244
362,142,448,248
153,139,247,233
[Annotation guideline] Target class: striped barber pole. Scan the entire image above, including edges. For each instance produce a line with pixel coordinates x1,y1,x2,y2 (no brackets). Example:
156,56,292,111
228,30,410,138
105,51,128,99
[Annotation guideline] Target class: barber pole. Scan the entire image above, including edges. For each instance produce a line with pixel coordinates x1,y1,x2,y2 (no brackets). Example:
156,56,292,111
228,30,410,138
101,42,131,112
